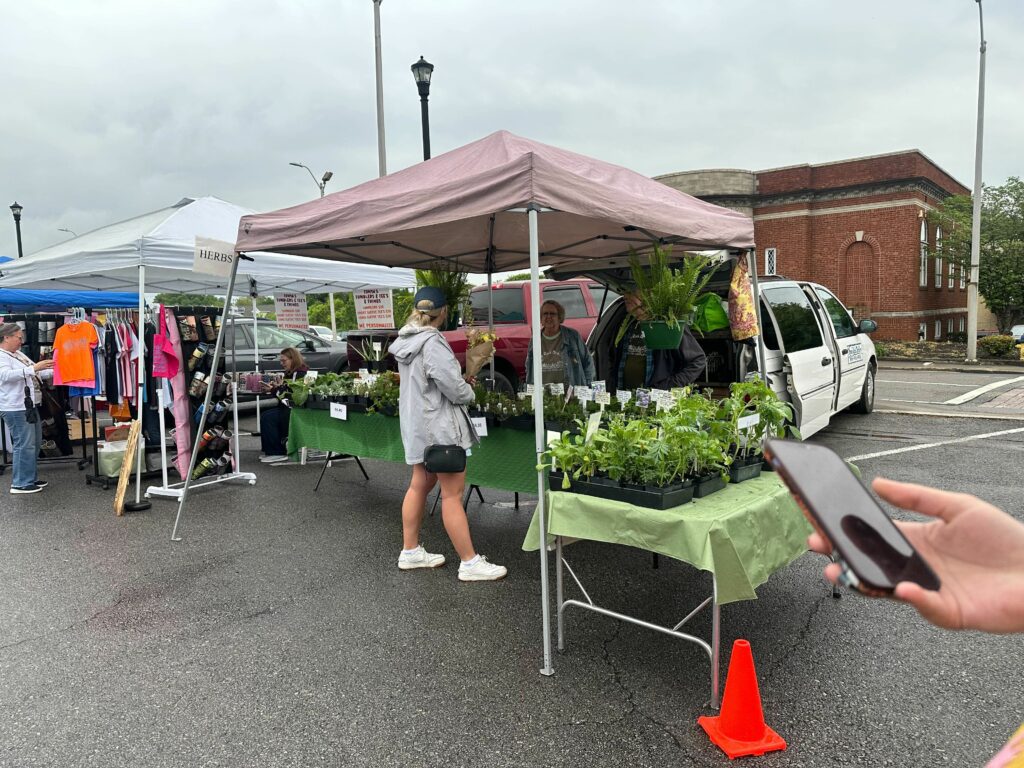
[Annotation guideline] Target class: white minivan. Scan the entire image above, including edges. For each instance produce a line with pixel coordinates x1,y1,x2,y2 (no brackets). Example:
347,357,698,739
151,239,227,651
574,264,878,439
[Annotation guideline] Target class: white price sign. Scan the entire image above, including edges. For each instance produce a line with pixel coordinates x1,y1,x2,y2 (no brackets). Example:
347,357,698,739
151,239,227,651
594,391,611,406
548,383,565,396
585,412,602,441
471,417,488,437
329,402,348,421
616,390,632,404
738,414,761,430
575,386,594,402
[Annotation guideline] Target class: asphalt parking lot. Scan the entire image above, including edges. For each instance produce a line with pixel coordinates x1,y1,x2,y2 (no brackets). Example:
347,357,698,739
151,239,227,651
1,402,1022,767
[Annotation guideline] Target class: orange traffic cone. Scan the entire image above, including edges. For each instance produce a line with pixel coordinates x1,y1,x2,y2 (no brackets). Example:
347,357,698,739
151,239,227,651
698,639,787,759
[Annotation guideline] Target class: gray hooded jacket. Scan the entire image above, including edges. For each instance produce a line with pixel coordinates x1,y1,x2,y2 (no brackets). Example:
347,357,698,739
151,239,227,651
389,323,479,465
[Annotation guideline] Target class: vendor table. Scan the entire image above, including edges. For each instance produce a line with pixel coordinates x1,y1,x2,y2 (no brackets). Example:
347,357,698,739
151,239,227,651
522,474,811,708
287,409,539,494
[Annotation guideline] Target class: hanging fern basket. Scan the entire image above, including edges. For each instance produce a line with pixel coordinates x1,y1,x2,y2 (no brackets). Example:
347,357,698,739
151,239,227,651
639,315,692,350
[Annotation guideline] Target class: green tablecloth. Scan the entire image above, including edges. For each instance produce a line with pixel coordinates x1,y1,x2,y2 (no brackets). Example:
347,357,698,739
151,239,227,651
288,409,541,494
522,474,812,605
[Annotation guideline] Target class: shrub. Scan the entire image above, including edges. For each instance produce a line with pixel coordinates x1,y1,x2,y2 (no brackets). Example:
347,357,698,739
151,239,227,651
873,342,889,358
978,334,1017,358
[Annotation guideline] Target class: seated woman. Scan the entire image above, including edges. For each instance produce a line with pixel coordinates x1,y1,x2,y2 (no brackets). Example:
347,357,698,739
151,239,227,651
525,300,596,387
259,347,308,463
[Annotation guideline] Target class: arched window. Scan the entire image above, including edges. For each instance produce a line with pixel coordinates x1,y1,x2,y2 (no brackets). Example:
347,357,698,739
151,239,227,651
919,219,929,287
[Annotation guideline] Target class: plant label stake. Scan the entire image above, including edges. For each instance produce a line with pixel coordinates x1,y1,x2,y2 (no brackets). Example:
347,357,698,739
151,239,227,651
585,412,602,442
616,390,632,405
549,383,564,396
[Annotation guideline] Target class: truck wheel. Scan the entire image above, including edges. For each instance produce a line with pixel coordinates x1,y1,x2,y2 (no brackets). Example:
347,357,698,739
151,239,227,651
849,363,875,414
479,370,514,396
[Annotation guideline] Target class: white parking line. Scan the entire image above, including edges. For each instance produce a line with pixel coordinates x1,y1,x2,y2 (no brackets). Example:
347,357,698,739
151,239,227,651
845,425,1024,463
944,376,1024,405
877,379,975,388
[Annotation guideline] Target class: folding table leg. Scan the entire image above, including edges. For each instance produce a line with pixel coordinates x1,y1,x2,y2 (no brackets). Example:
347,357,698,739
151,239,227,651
313,453,337,492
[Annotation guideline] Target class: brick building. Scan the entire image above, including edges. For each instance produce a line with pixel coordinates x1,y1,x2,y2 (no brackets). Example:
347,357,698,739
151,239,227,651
656,151,983,341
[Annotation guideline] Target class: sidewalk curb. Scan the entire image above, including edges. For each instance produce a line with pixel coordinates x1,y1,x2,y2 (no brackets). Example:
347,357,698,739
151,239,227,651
877,359,1024,374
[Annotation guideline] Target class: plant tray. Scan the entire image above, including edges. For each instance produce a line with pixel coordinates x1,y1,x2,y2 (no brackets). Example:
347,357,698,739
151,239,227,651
729,461,762,484
306,398,332,411
499,414,535,431
693,473,726,498
549,472,693,510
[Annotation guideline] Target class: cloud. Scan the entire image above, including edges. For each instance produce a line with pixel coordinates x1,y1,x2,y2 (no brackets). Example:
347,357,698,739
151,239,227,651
2,0,1021,260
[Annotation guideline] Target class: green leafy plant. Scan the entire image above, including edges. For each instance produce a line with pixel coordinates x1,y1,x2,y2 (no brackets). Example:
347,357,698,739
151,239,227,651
286,380,310,407
358,339,387,362
978,334,1018,358
617,245,716,346
364,372,400,414
415,262,471,329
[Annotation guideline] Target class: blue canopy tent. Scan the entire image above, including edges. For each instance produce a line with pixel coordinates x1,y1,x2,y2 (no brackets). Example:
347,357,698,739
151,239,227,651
0,257,140,311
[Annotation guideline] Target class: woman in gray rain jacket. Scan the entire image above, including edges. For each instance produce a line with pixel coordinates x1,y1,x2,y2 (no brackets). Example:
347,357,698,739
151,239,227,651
387,287,507,582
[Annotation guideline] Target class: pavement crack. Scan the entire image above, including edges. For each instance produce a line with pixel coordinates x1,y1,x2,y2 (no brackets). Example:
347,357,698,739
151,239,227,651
0,593,127,655
600,622,691,756
762,586,832,684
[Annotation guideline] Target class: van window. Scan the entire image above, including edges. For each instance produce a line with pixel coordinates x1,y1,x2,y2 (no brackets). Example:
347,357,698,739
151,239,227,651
759,300,780,350
257,325,310,350
813,288,857,339
543,286,588,319
471,288,525,324
762,286,824,353
588,285,619,315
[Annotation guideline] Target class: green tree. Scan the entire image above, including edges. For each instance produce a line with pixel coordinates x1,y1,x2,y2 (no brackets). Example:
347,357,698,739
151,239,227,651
153,292,223,307
503,272,532,281
929,177,1024,331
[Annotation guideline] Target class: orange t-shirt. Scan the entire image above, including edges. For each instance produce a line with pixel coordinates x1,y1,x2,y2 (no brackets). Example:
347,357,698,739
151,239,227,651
53,322,99,386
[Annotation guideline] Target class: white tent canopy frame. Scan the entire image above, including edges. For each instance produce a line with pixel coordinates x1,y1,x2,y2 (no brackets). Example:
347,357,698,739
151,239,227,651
186,132,757,681
0,196,416,513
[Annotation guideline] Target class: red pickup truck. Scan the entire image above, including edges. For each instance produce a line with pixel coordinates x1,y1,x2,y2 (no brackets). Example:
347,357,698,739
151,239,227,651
443,278,616,392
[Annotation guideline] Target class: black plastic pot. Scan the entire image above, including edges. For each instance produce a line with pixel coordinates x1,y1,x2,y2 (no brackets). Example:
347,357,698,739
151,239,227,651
693,473,726,498
367,360,388,373
549,472,693,509
729,460,762,484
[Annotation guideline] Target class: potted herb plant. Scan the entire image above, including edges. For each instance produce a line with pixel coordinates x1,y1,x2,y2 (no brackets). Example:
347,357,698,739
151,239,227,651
622,245,716,349
415,262,471,331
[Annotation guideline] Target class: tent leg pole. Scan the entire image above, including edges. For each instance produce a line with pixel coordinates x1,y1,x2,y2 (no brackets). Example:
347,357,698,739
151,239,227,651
528,205,554,677
252,287,261,432
125,264,151,512
747,249,769,380
329,291,337,339
171,253,244,541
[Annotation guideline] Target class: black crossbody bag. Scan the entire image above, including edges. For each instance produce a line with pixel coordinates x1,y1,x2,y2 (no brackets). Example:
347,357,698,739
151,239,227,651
423,444,466,474
23,385,39,424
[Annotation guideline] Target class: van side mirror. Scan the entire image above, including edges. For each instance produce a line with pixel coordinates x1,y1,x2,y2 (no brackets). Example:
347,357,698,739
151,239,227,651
858,319,878,334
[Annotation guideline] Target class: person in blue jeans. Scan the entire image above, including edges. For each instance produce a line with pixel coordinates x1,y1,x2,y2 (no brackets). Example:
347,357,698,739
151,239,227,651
0,323,55,494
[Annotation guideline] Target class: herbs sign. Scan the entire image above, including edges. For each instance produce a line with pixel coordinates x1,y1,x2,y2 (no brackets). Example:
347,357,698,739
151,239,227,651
193,237,236,277
354,287,395,330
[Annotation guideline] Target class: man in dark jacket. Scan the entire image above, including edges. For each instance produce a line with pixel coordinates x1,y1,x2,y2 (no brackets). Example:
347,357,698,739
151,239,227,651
607,291,707,391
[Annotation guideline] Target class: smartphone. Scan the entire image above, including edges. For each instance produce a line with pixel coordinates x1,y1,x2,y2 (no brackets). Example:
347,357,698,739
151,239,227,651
763,438,941,595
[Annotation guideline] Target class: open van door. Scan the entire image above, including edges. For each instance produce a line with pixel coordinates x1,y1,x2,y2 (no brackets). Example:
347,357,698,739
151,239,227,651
760,284,836,437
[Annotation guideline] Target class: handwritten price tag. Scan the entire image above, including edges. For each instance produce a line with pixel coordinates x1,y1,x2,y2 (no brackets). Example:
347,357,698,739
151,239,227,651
592,381,607,395
616,390,632,404
575,386,594,402
372,342,382,353
549,383,565,396
595,391,611,406
329,402,348,421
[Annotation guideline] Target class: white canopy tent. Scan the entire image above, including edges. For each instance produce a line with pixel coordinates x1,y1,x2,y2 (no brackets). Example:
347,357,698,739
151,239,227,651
0,196,416,512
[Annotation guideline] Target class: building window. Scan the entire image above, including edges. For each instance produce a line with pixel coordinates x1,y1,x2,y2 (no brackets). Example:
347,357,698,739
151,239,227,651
764,247,777,276
935,320,942,340
948,318,954,334
935,256,943,288
919,220,928,287
959,265,966,290
959,316,965,333
919,322,927,341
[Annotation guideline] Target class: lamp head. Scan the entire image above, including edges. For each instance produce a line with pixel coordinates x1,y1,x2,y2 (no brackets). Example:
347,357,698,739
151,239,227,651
411,56,434,86
10,201,23,219
321,171,333,183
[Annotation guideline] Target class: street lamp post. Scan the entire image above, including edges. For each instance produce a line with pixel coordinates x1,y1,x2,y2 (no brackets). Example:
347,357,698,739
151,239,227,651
9,202,24,258
373,0,387,177
58,227,78,238
966,0,986,363
289,162,333,198
411,56,434,161
289,162,337,339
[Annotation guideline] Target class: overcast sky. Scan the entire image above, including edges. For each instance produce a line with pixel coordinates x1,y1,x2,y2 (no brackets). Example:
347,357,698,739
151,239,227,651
2,0,1021,262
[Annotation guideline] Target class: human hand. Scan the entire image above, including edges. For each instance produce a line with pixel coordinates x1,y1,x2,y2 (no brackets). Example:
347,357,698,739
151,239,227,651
808,477,1024,634
463,374,477,386
34,359,55,372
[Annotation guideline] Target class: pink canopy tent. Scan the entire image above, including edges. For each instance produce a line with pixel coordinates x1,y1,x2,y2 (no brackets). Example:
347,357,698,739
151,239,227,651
235,130,753,269
175,130,756,684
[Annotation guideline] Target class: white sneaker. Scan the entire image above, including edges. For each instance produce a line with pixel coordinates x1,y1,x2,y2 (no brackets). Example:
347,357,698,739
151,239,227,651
458,555,507,582
260,455,289,464
398,545,446,570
